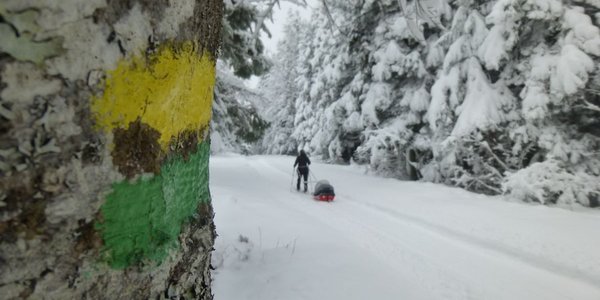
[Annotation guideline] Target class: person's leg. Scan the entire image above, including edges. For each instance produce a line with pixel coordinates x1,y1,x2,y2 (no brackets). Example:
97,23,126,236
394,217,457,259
303,170,309,192
296,170,301,191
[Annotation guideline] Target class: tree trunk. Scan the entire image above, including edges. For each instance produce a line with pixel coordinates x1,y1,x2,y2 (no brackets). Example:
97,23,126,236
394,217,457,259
0,0,223,298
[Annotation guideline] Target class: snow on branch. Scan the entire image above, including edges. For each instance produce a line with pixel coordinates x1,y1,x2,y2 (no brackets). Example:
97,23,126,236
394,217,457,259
248,0,308,58
321,0,347,35
396,0,446,42
583,99,600,112
251,0,280,45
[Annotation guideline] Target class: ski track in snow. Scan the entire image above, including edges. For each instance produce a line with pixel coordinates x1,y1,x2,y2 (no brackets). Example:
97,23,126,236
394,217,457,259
210,155,600,300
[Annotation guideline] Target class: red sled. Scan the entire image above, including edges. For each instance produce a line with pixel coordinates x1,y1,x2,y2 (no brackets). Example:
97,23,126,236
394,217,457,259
313,180,335,202
314,194,335,202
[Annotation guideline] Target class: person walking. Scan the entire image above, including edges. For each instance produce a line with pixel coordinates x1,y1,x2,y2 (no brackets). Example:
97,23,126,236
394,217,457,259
294,150,311,192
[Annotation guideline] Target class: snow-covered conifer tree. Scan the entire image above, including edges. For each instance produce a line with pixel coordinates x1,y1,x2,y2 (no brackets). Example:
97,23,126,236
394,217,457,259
213,0,290,154
259,11,309,154
259,0,600,206
482,0,600,205
422,1,519,193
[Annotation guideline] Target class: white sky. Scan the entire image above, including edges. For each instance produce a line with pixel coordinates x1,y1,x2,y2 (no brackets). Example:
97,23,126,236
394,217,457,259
245,0,318,89
262,0,316,55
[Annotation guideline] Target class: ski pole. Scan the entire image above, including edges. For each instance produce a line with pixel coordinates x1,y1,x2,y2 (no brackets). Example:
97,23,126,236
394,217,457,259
308,169,317,193
309,170,317,181
290,167,295,192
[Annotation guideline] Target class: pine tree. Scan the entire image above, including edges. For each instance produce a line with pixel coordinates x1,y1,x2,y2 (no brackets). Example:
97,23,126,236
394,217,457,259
290,0,356,159
212,62,269,154
259,0,600,206
418,0,517,193
351,0,442,178
221,0,272,78
481,0,600,205
259,11,308,154
214,0,305,154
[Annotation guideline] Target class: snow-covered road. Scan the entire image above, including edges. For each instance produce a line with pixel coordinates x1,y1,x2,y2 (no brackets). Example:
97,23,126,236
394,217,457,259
210,155,600,300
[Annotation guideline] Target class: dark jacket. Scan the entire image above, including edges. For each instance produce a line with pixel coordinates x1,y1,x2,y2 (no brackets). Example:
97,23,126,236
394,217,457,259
294,152,311,168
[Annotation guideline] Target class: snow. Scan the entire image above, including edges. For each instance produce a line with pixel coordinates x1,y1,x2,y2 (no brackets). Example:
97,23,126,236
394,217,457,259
372,41,403,81
342,111,362,133
524,0,563,20
408,86,430,112
551,45,595,96
521,82,550,120
388,17,415,40
503,159,600,206
362,83,392,126
451,59,512,136
113,4,152,54
426,41,445,68
427,66,461,130
564,7,600,56
444,36,471,70
211,155,600,300
478,0,520,70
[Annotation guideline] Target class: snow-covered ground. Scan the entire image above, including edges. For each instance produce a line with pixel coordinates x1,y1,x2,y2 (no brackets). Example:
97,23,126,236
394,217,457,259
210,155,600,300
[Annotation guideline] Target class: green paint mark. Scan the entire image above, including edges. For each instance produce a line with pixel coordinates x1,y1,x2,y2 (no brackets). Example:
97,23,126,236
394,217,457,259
97,142,210,269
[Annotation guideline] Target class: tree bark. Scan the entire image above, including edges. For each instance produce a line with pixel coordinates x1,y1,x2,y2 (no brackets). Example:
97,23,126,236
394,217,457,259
0,0,223,299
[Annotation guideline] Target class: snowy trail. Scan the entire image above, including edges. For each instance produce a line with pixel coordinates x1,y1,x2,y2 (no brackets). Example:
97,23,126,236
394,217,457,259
210,155,600,300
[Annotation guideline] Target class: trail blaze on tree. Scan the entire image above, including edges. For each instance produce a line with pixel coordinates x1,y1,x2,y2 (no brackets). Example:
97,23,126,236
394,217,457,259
0,0,223,299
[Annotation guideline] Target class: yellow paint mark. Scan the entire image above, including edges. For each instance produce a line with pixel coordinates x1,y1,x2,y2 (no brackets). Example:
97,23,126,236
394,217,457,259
92,42,215,149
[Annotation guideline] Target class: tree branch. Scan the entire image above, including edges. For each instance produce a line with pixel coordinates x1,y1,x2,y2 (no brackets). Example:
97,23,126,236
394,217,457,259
479,141,510,171
321,0,346,35
583,100,600,112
